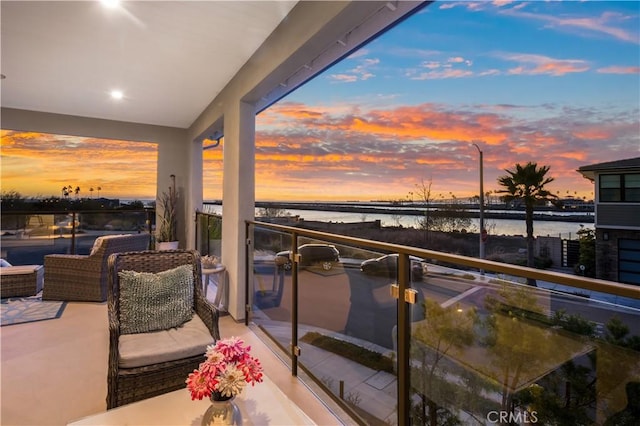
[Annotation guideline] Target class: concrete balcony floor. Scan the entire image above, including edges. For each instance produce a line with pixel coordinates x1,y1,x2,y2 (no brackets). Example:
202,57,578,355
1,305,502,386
0,299,345,425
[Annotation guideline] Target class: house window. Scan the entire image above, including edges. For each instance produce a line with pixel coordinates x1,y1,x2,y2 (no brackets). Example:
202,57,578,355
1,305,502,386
600,173,640,202
626,174,640,201
619,239,640,285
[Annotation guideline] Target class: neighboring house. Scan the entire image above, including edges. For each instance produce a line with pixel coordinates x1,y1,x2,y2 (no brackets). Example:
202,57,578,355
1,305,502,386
578,157,640,285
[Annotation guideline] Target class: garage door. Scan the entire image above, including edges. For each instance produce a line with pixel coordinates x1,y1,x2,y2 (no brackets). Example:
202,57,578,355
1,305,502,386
619,239,640,285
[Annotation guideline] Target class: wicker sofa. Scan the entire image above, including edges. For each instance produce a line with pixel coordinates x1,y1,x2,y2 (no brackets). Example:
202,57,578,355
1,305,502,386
106,249,220,408
42,233,150,302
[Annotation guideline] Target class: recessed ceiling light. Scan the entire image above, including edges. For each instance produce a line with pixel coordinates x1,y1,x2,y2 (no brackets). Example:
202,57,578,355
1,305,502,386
110,90,124,100
101,0,120,9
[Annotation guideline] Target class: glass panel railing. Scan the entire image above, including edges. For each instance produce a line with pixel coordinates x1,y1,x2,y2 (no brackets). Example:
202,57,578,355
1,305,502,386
408,264,640,425
244,220,640,425
1,213,57,265
249,229,405,423
295,241,400,423
1,209,152,265
249,224,293,355
195,211,222,257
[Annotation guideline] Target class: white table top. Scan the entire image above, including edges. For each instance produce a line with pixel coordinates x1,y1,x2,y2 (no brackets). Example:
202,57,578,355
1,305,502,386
202,265,225,274
68,375,316,425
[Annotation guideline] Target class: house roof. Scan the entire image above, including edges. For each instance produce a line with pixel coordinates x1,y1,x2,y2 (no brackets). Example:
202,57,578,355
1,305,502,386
577,157,640,180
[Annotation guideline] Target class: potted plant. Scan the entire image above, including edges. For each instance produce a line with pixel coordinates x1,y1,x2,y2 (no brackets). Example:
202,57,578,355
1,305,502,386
156,174,178,250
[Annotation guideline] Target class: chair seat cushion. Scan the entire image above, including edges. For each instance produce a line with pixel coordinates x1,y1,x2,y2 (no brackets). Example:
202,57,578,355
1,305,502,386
0,265,43,275
118,314,214,369
118,264,194,334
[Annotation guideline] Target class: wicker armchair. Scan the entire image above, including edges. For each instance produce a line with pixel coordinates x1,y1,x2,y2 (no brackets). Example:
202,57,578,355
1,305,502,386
106,249,220,409
43,233,150,302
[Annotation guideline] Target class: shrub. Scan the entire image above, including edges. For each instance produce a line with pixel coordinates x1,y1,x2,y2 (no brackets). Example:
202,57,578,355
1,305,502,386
300,332,394,373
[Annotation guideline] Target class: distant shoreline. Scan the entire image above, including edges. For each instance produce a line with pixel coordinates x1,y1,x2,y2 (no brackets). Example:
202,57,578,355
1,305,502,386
205,201,595,223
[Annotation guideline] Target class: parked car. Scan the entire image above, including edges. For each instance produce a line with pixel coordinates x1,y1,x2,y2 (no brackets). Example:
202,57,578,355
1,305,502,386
275,244,340,271
360,254,426,280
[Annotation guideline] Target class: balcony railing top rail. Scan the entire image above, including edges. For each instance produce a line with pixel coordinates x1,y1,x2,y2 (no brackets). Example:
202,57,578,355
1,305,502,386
1,208,153,215
247,219,640,300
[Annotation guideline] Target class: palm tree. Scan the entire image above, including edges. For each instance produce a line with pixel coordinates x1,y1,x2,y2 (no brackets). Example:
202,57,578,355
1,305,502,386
497,162,557,286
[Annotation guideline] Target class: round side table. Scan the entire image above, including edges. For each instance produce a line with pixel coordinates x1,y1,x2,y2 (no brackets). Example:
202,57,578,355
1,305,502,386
202,264,227,311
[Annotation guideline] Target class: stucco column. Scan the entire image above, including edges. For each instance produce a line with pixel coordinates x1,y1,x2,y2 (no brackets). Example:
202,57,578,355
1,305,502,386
221,100,255,320
187,139,204,249
156,136,191,247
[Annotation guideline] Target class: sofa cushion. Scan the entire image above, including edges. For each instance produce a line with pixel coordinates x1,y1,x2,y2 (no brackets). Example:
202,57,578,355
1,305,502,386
118,314,214,368
0,265,42,276
118,264,194,334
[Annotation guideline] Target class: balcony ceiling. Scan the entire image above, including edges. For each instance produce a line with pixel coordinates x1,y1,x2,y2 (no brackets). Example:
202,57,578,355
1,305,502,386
0,1,298,129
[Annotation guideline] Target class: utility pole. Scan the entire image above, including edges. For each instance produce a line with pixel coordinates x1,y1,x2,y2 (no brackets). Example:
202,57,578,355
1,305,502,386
473,143,485,274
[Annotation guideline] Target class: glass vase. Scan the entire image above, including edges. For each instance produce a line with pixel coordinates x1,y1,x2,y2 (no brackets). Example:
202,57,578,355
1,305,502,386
201,392,241,426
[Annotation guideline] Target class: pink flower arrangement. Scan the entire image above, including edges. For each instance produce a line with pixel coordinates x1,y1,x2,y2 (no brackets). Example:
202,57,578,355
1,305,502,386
186,337,264,400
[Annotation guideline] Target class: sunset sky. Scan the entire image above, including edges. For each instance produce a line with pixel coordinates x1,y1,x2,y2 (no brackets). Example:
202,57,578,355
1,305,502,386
2,1,639,202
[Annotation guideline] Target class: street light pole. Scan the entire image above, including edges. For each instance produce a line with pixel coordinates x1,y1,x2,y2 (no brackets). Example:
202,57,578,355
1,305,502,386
473,143,485,273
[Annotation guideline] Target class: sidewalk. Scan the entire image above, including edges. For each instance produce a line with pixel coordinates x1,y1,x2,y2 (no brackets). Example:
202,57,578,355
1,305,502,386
262,321,399,424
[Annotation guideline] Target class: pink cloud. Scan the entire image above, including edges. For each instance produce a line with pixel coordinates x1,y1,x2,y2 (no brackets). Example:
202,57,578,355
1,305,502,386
597,66,640,74
328,74,358,83
493,0,516,6
422,61,441,69
502,9,639,45
479,69,501,76
329,57,380,83
438,3,458,10
554,13,639,45
411,68,474,80
501,53,590,76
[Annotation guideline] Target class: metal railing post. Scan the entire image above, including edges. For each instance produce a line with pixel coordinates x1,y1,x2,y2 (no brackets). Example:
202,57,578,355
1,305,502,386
146,209,153,235
397,253,411,425
208,215,212,255
194,211,199,252
245,222,251,326
71,212,77,254
291,233,300,377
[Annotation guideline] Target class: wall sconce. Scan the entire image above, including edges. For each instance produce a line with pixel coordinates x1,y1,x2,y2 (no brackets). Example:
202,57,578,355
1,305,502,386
603,232,609,241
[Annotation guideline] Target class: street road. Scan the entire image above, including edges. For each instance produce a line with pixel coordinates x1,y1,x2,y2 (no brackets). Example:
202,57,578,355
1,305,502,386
253,259,640,350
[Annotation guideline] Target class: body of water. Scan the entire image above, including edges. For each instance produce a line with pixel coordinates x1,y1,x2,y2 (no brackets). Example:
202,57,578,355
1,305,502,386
203,204,593,239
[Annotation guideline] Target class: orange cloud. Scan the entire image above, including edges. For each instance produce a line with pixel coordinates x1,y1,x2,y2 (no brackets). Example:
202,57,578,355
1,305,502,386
249,100,637,200
558,151,588,161
501,53,589,76
4,94,636,203
572,128,611,140
1,130,157,199
288,104,512,145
